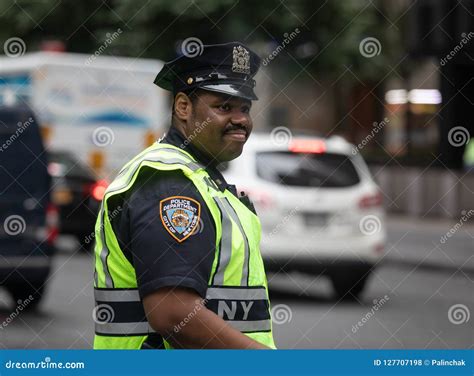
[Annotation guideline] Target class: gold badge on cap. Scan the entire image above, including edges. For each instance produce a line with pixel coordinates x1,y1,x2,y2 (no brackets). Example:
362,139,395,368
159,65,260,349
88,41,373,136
232,46,251,74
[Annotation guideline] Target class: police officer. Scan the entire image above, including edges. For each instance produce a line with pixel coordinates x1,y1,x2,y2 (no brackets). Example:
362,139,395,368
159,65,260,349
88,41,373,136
93,42,276,349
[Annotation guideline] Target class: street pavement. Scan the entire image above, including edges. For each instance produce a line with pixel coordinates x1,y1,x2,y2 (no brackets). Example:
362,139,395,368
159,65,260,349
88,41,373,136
0,215,472,349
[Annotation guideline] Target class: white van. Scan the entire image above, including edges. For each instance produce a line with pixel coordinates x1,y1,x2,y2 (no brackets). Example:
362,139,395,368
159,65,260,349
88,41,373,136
0,52,170,176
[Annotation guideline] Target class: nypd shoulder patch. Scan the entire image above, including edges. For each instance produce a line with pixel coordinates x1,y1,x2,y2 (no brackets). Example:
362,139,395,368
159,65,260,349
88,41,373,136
159,196,201,243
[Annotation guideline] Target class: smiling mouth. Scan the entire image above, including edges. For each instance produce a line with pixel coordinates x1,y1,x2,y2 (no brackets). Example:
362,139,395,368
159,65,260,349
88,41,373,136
223,128,248,141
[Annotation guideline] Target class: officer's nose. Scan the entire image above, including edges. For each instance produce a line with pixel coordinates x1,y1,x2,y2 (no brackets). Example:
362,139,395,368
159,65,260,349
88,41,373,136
230,110,250,127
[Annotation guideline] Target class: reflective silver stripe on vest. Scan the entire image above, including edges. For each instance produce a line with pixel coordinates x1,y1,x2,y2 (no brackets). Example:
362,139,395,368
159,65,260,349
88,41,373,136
99,208,114,288
94,288,152,336
95,322,154,336
217,197,250,286
206,287,267,300
228,319,271,332
212,198,233,286
95,287,267,302
94,288,140,302
95,317,270,336
94,286,270,336
108,156,202,197
115,146,201,181
203,176,219,191
158,147,194,158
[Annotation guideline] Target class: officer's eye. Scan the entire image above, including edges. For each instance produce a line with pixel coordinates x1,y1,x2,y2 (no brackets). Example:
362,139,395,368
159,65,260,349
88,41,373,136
218,103,231,112
241,106,250,114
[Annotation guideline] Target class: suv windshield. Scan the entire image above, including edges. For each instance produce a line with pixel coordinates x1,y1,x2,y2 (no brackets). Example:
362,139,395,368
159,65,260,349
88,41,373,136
256,151,360,188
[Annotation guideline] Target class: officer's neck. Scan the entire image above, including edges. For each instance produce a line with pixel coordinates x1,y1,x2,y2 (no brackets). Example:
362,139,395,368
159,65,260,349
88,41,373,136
162,124,240,197
163,123,218,168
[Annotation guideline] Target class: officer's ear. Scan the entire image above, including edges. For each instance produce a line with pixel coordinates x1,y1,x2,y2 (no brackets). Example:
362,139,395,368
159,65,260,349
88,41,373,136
173,92,193,122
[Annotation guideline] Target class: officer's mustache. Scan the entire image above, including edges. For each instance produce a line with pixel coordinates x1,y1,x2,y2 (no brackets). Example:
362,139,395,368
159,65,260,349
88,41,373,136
223,123,248,136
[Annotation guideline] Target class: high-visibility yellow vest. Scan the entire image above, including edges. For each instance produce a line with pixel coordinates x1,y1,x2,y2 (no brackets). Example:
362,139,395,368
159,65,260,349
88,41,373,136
93,142,276,349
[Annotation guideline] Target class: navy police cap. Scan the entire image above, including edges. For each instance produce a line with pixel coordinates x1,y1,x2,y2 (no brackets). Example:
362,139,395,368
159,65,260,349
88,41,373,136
154,41,261,101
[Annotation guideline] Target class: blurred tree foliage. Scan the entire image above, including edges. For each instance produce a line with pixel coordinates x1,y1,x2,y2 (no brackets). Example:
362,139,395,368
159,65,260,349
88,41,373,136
0,0,406,84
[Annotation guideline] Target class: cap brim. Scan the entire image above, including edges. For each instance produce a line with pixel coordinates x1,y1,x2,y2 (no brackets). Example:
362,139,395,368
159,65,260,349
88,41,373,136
199,83,258,101
153,62,178,91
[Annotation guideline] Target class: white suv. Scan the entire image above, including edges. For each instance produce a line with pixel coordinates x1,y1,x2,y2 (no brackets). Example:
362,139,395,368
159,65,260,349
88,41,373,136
223,133,386,299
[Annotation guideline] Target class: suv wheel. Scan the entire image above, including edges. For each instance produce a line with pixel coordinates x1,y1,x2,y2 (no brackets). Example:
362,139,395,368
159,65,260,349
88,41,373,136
330,268,372,300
